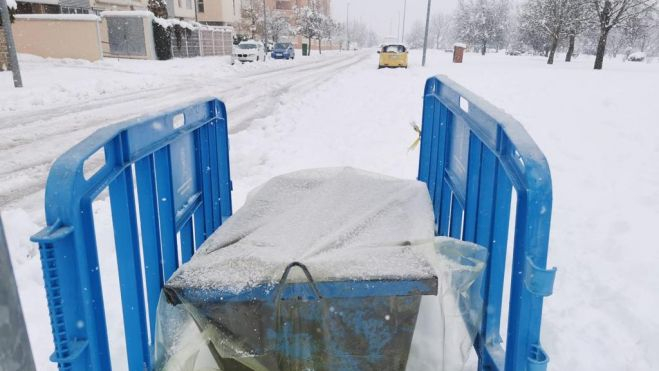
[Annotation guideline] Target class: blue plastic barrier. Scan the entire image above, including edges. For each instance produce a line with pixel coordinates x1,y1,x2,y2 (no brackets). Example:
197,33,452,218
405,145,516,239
31,99,232,371
418,75,556,371
32,77,556,371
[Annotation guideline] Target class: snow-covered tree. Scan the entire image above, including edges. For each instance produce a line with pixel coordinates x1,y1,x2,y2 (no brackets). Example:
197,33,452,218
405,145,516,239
148,0,168,18
518,0,588,64
239,0,265,40
588,0,657,69
406,21,426,48
430,13,452,49
319,17,341,51
454,0,511,54
295,3,323,55
268,11,294,43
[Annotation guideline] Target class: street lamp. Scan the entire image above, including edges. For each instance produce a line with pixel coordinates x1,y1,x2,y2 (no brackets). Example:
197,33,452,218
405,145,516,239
0,0,22,88
401,0,407,43
262,0,267,59
346,3,350,50
422,0,432,66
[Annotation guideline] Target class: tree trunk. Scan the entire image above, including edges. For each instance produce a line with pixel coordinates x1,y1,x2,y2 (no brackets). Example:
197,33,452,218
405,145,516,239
481,41,486,55
318,38,322,54
594,28,609,70
308,36,311,55
565,33,575,62
435,33,440,49
547,35,559,64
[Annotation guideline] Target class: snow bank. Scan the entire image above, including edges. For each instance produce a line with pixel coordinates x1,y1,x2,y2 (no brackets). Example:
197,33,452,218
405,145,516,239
628,52,646,62
13,13,101,21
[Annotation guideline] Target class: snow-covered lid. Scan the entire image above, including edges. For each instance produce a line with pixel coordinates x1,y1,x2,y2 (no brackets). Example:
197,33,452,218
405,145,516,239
165,168,437,295
453,42,467,48
14,13,101,21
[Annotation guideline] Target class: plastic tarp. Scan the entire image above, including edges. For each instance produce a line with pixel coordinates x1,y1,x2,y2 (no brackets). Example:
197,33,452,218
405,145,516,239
155,168,487,371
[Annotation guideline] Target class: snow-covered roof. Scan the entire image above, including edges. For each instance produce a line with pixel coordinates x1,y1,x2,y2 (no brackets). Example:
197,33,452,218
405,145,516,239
152,17,232,32
100,10,154,18
14,14,101,22
14,0,59,5
453,42,467,48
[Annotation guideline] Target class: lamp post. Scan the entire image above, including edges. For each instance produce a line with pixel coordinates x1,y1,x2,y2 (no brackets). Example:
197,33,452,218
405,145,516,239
0,0,22,88
346,2,349,50
401,0,407,43
422,0,431,66
262,0,267,60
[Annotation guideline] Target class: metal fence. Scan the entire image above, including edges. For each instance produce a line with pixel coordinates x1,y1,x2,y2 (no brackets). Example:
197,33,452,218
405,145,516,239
418,75,556,371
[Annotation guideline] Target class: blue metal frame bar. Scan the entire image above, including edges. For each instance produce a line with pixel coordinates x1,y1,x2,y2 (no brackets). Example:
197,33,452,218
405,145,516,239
418,75,556,371
31,98,233,371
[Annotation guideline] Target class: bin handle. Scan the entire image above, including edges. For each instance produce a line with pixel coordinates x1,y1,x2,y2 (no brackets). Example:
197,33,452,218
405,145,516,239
274,262,323,301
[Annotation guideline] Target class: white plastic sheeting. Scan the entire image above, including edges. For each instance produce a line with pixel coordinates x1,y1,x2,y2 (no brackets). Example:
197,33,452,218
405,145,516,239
158,168,487,370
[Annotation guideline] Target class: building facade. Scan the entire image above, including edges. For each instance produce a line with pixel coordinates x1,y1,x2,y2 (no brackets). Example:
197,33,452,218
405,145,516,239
197,0,241,26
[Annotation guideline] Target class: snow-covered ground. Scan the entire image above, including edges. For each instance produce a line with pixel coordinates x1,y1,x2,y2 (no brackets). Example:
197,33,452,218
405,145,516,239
2,50,658,370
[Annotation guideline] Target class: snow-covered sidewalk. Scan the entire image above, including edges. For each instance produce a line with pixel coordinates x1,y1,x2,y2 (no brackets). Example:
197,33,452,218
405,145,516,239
2,50,659,370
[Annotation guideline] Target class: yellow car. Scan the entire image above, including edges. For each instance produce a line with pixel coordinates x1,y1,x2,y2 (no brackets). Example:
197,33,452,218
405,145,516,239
378,44,408,69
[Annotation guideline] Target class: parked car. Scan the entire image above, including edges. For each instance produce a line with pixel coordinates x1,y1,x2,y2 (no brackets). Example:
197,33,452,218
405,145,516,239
271,42,295,60
232,40,266,64
506,49,523,56
378,44,408,69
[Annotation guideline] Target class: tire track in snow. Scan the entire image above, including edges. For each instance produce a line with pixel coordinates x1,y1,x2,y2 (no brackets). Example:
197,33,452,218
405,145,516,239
0,52,369,211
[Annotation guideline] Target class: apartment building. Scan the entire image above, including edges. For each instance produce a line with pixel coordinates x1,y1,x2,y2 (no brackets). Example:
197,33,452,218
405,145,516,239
197,0,241,26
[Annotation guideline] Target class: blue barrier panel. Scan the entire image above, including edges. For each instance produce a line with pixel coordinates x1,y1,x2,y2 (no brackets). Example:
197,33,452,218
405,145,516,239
31,98,232,371
418,75,556,371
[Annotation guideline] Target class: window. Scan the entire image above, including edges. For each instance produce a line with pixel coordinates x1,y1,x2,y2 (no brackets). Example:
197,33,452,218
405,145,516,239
197,0,204,12
276,1,293,10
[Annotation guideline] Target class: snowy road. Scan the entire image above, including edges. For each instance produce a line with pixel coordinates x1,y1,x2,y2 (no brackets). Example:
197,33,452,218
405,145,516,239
0,51,368,213
2,50,659,370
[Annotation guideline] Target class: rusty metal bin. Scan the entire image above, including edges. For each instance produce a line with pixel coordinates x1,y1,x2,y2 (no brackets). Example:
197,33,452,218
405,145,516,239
453,43,466,63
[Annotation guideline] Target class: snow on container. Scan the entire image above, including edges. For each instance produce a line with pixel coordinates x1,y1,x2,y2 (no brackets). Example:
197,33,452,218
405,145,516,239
154,167,488,371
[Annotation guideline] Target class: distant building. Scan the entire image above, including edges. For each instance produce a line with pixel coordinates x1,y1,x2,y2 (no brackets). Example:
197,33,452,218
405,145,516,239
14,0,61,14
197,0,241,26
91,0,148,13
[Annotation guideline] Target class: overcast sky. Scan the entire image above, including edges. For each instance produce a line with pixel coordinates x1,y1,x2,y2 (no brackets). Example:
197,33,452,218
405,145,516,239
330,0,460,39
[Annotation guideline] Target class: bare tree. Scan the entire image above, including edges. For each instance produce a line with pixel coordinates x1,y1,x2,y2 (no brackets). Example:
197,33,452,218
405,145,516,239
430,13,452,49
268,10,294,43
589,0,657,69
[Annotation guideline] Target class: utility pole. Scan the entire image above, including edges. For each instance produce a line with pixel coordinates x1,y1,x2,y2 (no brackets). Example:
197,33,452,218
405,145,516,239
262,0,267,60
397,12,400,40
0,0,22,88
0,217,36,371
421,0,431,66
401,0,407,44
346,2,349,50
